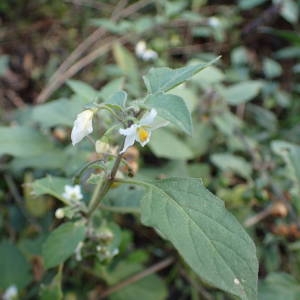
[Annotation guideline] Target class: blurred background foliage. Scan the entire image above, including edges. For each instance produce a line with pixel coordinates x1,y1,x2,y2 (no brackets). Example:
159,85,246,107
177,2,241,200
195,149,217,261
0,0,300,299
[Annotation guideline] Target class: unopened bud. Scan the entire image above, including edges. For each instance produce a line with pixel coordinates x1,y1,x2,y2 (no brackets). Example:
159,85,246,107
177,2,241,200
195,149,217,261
55,208,65,219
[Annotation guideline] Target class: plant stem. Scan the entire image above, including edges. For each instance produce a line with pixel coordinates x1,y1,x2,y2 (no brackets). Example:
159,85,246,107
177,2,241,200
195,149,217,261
86,140,125,218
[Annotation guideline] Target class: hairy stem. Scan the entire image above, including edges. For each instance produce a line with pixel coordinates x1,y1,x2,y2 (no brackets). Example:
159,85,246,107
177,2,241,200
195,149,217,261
86,140,125,218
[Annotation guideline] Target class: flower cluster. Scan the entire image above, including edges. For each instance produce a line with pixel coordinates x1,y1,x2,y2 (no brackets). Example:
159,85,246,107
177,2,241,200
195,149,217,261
71,106,167,154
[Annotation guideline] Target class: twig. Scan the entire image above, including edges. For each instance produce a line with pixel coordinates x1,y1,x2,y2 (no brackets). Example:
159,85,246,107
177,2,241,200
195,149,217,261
36,0,153,104
37,34,129,105
98,257,174,299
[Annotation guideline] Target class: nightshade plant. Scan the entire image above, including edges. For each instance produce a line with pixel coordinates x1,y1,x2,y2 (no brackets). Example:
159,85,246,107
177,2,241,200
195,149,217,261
37,57,258,299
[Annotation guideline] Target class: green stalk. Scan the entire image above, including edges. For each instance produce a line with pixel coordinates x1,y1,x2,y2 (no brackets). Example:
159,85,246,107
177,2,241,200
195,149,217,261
86,139,125,218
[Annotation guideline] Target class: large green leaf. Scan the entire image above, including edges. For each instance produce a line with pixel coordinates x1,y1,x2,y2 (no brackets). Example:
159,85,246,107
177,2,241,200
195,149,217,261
31,176,70,204
32,98,87,128
0,241,32,289
42,222,86,269
143,57,220,94
149,129,194,160
137,177,258,300
0,126,54,157
146,93,192,135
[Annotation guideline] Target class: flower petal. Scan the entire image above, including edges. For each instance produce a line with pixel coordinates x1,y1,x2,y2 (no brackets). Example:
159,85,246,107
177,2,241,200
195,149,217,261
139,109,157,126
120,133,136,153
71,110,94,146
119,124,137,136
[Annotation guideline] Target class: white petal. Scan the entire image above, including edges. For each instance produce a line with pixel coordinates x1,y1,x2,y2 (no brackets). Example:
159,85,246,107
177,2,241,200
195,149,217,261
71,110,94,146
139,109,157,126
142,49,158,61
119,124,137,136
120,131,137,154
135,40,147,57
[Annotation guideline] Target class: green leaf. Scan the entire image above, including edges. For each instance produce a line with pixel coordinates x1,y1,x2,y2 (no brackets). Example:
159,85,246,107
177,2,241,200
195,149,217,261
262,58,282,79
31,176,70,203
40,267,63,300
190,65,225,85
143,57,220,94
67,79,98,100
146,93,192,135
105,90,127,109
271,141,300,194
138,177,258,300
211,153,252,179
42,222,86,269
149,129,194,160
112,43,140,96
258,273,300,300
0,126,55,157
98,78,124,100
32,98,87,128
221,81,263,105
279,0,299,24
0,240,32,289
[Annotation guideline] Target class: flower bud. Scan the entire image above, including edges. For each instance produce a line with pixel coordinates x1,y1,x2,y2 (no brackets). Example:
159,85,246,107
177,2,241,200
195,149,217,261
55,208,65,219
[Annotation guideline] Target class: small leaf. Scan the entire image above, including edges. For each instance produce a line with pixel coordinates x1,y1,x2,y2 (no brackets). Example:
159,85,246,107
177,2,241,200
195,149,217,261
105,90,127,109
146,93,192,135
0,240,32,289
280,0,299,24
271,141,300,194
221,81,263,105
143,57,220,94
98,78,124,100
138,177,258,300
42,222,86,269
31,176,70,203
67,80,98,100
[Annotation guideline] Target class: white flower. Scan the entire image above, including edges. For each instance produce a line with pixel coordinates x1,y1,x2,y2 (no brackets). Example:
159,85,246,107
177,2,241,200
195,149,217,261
135,40,158,61
3,285,18,300
119,109,167,154
71,109,94,146
208,17,220,28
62,185,83,202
